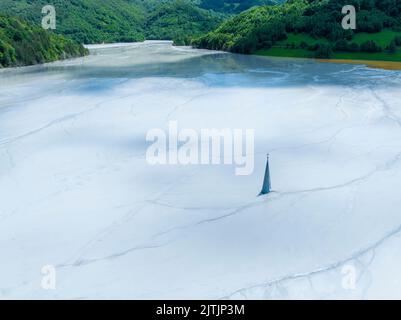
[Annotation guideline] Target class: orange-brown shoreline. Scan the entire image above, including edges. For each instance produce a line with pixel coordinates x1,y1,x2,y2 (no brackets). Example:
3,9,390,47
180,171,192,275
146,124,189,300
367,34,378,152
318,59,401,71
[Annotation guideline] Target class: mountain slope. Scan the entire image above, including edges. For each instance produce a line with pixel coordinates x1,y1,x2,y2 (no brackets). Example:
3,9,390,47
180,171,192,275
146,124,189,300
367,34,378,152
193,0,401,61
199,0,280,13
0,0,225,44
193,1,307,53
0,0,279,45
0,15,87,68
145,0,225,44
0,0,146,44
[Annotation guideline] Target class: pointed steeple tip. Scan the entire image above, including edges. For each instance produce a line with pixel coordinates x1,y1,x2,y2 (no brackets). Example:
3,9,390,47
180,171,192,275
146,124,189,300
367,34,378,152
259,153,271,196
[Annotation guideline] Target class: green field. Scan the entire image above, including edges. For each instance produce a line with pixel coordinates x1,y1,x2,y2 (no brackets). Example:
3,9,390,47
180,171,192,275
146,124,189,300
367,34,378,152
257,48,401,61
352,29,401,47
276,30,401,48
332,51,401,61
275,33,329,47
256,30,401,63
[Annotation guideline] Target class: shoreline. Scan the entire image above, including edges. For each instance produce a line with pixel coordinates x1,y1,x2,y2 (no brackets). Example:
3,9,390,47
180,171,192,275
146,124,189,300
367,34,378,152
318,58,401,71
257,53,401,71
255,49,401,71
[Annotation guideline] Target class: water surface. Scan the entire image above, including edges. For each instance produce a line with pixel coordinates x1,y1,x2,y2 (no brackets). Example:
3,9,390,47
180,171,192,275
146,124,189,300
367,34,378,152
1,41,401,299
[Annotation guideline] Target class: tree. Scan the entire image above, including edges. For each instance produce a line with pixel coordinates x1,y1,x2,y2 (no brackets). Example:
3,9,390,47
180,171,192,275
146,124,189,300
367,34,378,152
394,36,401,46
348,42,360,52
387,40,397,53
360,40,382,52
314,43,333,58
299,41,308,49
334,39,348,51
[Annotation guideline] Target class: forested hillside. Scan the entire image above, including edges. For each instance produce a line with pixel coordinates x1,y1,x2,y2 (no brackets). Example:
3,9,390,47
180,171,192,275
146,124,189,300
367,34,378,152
200,0,284,13
2,0,400,64
145,1,225,44
193,1,306,52
0,0,225,44
0,0,279,45
193,0,401,61
0,0,146,43
0,15,87,68
199,0,280,13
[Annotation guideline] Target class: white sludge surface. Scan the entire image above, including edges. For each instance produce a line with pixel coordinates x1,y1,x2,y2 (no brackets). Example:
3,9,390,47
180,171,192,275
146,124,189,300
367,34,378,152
1,41,401,299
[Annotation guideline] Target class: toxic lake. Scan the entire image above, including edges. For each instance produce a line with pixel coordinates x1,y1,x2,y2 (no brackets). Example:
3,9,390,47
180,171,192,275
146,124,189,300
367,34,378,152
1,41,401,299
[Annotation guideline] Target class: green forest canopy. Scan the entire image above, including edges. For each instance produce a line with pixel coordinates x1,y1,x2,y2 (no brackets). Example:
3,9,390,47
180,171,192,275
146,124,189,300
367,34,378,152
1,0,279,68
2,0,401,65
192,0,401,60
0,0,291,45
0,14,87,68
0,0,147,44
0,0,265,44
199,0,280,13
